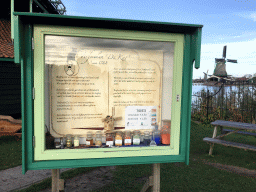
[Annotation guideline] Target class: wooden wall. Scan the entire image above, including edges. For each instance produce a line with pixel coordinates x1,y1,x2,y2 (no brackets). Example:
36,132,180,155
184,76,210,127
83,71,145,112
0,61,21,118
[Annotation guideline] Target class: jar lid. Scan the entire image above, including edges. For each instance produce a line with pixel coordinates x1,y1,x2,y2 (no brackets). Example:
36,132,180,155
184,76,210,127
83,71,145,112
144,131,150,136
96,131,102,136
87,131,93,137
133,130,141,135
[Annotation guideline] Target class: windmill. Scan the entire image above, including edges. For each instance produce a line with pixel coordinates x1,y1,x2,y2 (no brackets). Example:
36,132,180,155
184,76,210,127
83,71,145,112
213,45,238,77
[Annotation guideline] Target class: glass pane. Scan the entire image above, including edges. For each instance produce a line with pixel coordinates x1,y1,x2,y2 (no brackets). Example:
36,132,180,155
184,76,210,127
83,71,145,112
44,35,174,150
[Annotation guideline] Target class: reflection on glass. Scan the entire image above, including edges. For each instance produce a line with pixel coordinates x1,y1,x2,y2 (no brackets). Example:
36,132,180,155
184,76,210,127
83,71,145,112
44,35,173,150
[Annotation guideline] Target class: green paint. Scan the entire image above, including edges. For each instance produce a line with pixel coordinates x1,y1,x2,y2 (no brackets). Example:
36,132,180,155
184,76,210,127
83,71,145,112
13,15,20,64
14,13,202,173
0,58,14,62
14,12,203,28
11,0,14,40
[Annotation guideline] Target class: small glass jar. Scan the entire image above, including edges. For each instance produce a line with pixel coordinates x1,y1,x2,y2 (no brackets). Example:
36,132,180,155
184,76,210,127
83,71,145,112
54,138,61,149
106,132,114,147
124,131,132,146
133,130,141,145
74,135,80,147
60,137,65,149
66,134,72,148
86,131,93,146
102,133,106,144
95,131,102,146
143,131,151,146
161,120,171,145
140,133,144,144
153,126,161,145
115,131,123,146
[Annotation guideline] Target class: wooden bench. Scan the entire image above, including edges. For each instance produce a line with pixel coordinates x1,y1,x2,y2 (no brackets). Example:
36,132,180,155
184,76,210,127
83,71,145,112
203,120,256,155
0,115,22,138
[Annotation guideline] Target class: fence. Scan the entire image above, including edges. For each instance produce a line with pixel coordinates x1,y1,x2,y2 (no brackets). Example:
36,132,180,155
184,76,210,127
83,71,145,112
191,80,256,124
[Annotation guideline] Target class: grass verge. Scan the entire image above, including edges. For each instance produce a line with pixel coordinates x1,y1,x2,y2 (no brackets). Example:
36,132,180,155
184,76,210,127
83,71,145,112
0,136,22,170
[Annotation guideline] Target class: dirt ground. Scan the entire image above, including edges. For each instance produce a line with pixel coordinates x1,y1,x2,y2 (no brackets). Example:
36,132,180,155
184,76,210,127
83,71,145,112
39,166,116,192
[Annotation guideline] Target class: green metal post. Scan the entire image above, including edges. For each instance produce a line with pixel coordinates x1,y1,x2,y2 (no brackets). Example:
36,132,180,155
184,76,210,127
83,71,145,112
30,0,33,12
11,0,14,40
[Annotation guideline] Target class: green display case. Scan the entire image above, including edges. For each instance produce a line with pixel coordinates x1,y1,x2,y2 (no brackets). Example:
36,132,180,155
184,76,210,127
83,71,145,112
13,12,202,174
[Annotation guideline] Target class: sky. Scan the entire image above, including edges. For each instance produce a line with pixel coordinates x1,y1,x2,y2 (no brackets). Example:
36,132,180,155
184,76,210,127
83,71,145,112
61,0,256,79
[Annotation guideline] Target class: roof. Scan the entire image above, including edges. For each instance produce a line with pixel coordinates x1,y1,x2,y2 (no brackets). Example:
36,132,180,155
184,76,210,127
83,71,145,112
0,19,14,58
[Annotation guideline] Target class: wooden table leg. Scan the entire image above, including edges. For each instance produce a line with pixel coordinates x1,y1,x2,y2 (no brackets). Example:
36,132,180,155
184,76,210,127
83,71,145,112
209,126,218,155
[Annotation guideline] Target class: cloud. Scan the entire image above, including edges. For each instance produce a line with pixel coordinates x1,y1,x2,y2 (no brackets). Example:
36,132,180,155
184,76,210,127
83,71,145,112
249,13,256,21
237,12,256,22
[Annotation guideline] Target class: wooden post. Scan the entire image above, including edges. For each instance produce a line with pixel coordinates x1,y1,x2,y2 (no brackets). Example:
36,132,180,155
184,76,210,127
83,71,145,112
152,163,160,192
141,163,160,192
52,169,64,192
52,169,58,192
209,126,218,155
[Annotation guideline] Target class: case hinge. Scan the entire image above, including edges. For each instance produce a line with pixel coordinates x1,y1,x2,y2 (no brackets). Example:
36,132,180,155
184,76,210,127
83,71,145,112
33,136,35,148
32,37,34,50
32,87,35,100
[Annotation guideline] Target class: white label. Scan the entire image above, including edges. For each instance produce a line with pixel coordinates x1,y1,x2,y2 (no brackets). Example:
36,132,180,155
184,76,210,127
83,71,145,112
106,141,114,147
133,139,140,145
125,139,132,144
125,106,157,130
74,140,79,147
85,141,90,146
115,140,122,145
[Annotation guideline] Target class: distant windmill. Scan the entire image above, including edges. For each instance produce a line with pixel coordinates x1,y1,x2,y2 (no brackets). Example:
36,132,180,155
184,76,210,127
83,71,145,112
213,45,238,77
203,69,209,80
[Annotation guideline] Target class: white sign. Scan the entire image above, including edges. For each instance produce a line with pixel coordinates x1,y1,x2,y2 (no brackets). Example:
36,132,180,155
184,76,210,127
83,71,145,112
125,106,157,130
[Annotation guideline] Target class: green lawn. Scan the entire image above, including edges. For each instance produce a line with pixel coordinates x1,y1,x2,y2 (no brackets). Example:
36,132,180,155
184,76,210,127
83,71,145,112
94,121,256,191
189,122,256,170
94,161,256,192
0,136,22,170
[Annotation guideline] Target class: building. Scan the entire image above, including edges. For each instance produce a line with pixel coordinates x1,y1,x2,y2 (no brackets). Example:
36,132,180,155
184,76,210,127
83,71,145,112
0,0,66,118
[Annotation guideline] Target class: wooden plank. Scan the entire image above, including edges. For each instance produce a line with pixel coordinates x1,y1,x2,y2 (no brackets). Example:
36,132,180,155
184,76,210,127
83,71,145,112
140,178,151,192
209,126,218,155
203,137,256,151
222,129,256,137
216,129,242,139
211,120,256,131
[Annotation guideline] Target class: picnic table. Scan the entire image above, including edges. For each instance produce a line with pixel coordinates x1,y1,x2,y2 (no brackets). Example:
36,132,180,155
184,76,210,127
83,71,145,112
203,120,256,155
